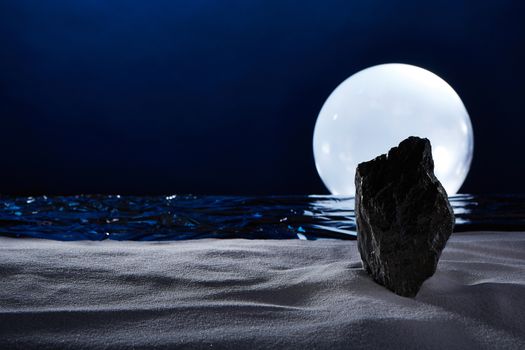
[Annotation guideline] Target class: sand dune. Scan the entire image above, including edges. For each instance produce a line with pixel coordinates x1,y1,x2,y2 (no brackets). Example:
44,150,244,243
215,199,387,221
0,232,524,349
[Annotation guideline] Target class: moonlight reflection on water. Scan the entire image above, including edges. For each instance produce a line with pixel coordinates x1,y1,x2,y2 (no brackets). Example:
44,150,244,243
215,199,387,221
0,195,523,240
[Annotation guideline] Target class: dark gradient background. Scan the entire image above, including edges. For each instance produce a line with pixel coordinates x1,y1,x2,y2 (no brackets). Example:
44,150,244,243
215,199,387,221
1,1,524,195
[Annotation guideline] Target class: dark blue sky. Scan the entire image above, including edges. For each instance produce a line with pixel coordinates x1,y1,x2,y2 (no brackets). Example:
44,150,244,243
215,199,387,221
1,0,524,195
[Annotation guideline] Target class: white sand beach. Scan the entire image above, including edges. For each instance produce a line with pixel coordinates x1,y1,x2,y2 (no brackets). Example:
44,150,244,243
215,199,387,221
1,232,524,349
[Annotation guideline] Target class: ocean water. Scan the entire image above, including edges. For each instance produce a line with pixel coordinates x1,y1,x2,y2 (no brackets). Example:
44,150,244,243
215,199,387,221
0,195,523,241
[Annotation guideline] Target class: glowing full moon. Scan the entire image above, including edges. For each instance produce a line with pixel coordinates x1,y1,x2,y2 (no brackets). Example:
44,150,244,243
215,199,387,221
313,63,473,196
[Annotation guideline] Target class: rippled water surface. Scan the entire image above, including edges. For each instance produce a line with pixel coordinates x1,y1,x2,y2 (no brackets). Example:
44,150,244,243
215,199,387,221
0,195,523,240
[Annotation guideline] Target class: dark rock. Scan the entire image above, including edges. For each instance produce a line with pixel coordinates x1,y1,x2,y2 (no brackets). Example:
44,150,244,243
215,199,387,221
355,136,455,297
